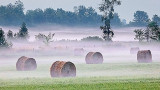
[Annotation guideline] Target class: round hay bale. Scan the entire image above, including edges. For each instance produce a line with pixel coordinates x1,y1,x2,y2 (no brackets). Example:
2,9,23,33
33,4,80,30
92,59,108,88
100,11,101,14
137,50,152,63
74,48,84,56
16,56,37,71
130,47,140,54
50,61,76,78
85,52,103,64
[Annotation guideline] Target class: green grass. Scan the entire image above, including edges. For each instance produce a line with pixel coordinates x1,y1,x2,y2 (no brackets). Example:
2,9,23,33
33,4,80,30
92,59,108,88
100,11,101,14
1,77,160,90
1,63,160,90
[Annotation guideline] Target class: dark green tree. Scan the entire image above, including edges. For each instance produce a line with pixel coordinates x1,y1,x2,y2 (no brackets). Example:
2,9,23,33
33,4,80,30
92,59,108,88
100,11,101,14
0,1,124,27
99,0,121,41
134,21,160,42
148,21,160,41
152,15,160,25
7,30,14,40
44,8,56,23
14,0,25,24
18,22,29,40
111,13,122,26
74,6,100,25
131,11,149,26
25,9,44,24
134,29,145,42
0,0,24,25
0,28,12,48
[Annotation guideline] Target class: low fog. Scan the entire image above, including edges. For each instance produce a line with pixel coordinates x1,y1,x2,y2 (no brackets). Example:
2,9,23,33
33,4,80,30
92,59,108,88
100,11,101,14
0,25,160,79
2,25,138,41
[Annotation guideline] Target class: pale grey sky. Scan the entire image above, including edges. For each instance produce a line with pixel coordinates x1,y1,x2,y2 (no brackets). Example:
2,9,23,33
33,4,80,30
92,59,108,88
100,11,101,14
0,0,160,23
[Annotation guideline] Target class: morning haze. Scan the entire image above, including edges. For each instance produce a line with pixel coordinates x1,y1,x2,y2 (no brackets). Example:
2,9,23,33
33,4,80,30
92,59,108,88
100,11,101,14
1,0,160,90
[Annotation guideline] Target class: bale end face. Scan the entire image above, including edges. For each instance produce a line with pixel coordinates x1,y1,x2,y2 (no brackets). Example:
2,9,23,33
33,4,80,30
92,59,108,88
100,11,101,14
16,56,37,71
50,61,76,78
137,50,152,63
85,52,103,64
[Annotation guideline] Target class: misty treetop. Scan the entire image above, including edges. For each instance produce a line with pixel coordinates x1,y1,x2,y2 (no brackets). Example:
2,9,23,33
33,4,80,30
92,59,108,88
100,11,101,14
152,15,160,25
134,21,160,42
6,22,29,41
130,11,160,27
17,22,29,39
129,11,149,26
0,28,12,48
7,30,14,40
0,0,122,27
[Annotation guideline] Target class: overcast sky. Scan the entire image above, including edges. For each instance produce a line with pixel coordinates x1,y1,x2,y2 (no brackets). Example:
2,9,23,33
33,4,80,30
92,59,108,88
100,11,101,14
0,0,160,23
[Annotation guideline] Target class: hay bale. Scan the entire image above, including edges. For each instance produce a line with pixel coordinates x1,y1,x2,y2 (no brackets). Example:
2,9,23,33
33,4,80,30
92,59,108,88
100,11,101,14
137,50,152,63
74,48,84,56
130,47,140,54
85,52,103,64
16,56,37,71
50,61,76,78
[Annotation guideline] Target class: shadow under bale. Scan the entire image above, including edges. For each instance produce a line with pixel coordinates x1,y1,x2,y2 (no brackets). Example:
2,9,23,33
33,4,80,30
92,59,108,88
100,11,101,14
50,61,76,78
137,50,152,63
85,52,103,64
130,47,140,54
16,56,37,71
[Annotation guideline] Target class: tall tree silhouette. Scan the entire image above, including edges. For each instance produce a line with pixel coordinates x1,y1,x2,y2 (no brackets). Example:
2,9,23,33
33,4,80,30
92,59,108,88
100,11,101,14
99,0,121,41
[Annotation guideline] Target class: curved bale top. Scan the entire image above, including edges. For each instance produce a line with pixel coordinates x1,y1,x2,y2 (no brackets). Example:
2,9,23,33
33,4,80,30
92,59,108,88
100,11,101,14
137,50,152,63
130,47,140,54
74,48,84,56
16,56,37,71
50,61,76,78
85,52,103,64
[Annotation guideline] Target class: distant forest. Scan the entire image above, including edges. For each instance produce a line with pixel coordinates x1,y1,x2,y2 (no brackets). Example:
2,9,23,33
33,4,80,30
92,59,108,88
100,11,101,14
0,0,160,27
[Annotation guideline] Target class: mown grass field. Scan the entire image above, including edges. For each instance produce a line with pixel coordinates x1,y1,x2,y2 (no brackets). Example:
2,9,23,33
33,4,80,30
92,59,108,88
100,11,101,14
1,77,160,90
0,63,160,90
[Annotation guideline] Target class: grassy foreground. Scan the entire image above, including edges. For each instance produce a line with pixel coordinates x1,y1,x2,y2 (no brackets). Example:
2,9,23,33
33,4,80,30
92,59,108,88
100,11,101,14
0,63,160,90
0,77,160,90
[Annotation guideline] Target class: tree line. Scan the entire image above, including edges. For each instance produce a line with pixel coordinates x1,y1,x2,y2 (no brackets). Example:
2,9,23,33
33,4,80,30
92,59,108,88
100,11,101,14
0,0,125,27
0,1,160,27
0,1,159,27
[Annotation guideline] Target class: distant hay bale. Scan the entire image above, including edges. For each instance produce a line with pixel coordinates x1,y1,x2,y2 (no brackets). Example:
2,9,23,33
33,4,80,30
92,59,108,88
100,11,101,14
130,47,140,54
74,48,84,56
85,52,103,64
50,61,76,78
137,50,152,63
16,56,37,71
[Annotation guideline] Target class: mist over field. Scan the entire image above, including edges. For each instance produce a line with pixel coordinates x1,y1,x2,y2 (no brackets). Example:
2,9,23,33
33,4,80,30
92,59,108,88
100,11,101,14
0,25,160,80
0,0,160,90
1,25,138,41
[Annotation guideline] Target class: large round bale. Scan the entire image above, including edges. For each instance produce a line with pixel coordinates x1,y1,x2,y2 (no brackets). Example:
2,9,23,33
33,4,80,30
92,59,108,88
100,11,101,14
85,52,103,64
130,47,140,54
137,50,152,63
74,48,84,56
16,56,37,71
50,61,76,78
